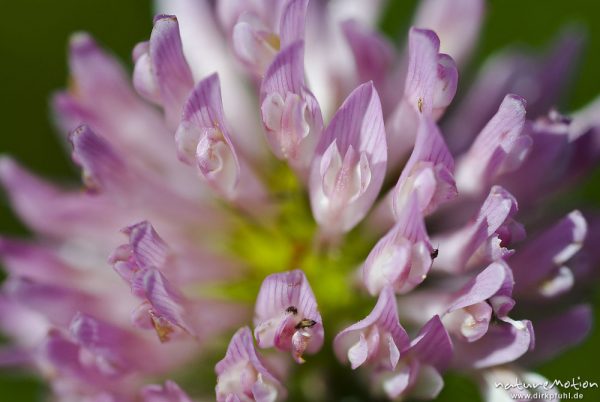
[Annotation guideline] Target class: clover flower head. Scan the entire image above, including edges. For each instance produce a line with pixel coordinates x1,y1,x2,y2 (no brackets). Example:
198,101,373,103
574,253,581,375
1,0,599,401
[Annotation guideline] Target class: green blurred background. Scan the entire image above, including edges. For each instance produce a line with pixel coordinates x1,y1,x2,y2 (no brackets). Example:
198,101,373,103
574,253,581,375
0,0,599,400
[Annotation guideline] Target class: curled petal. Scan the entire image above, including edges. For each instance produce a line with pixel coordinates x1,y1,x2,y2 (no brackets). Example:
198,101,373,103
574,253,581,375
133,268,194,342
363,194,432,295
253,270,323,362
122,221,170,269
334,286,409,370
442,262,514,342
393,116,456,216
452,319,534,369
456,94,531,195
310,82,387,235
434,186,522,273
447,261,514,312
215,327,285,402
176,74,231,165
176,73,265,203
260,41,323,175
404,28,442,116
134,15,194,126
442,302,492,343
387,28,458,163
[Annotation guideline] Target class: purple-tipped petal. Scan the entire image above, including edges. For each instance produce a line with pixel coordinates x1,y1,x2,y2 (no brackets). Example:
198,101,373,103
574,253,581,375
176,74,231,164
386,28,458,164
309,82,387,235
133,268,194,342
122,221,170,270
404,28,441,116
413,0,485,66
434,186,522,273
253,270,323,363
109,221,171,284
443,262,514,342
69,125,131,195
511,210,586,299
215,327,285,402
176,73,265,203
134,15,194,126
455,94,531,195
260,41,323,176
334,286,409,371
110,222,194,342
362,194,433,295
141,380,193,402
392,116,457,216
447,262,513,312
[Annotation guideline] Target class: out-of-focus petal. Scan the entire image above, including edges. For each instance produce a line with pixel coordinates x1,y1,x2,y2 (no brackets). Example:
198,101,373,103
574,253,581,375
382,315,452,400
452,319,534,369
413,0,485,66
69,125,132,195
521,304,592,365
341,19,394,91
141,380,193,402
511,211,586,300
